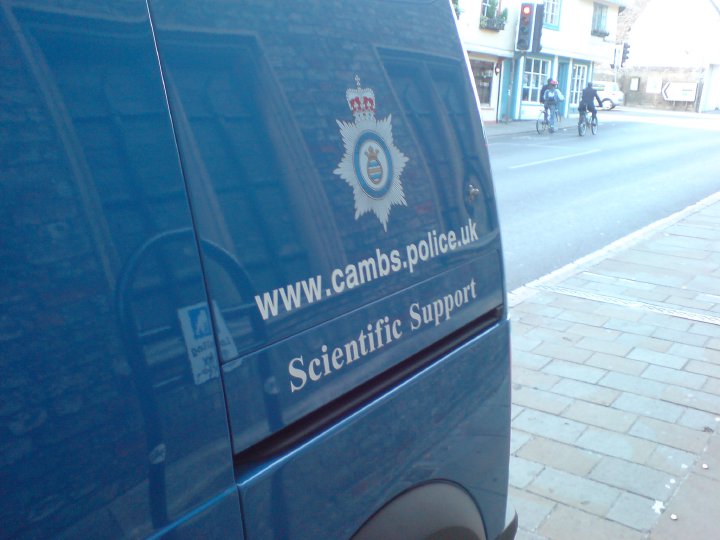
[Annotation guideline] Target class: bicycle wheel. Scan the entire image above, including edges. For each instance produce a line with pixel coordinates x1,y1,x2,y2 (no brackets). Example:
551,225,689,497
536,113,546,134
591,116,598,135
578,116,586,136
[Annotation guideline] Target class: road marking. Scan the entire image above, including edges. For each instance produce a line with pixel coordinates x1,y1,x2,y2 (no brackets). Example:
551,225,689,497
508,148,601,169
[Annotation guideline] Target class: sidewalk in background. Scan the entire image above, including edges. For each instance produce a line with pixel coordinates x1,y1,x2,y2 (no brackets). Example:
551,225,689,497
501,185,720,539
482,114,720,538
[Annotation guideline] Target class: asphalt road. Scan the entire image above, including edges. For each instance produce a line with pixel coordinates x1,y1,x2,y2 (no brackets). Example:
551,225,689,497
488,108,720,290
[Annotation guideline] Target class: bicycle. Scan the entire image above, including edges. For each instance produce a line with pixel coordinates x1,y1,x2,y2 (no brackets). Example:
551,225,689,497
536,107,561,134
577,107,598,136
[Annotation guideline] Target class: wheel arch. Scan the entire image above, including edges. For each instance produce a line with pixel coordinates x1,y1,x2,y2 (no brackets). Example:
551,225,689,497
351,481,488,540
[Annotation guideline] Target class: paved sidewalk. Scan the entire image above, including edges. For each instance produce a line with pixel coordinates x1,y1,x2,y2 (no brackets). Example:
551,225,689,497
502,189,720,539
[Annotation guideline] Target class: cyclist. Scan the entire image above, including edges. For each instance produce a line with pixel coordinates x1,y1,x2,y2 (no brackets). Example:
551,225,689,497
538,77,552,122
542,80,564,133
579,81,603,123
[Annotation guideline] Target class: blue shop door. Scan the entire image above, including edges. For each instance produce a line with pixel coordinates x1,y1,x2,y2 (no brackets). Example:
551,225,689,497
558,61,570,117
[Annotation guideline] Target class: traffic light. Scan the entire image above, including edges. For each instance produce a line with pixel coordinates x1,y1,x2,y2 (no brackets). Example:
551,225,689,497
621,43,630,66
532,3,544,52
516,3,534,51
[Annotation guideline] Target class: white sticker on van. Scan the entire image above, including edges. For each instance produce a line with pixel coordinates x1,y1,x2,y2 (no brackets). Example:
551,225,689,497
334,76,408,231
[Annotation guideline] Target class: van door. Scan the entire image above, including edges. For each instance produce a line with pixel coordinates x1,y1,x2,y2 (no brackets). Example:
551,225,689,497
150,1,511,539
0,2,242,537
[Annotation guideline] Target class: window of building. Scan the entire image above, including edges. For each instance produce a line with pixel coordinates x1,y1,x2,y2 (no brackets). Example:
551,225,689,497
544,0,561,27
570,64,589,105
522,58,550,102
481,0,492,17
470,59,494,105
592,3,609,36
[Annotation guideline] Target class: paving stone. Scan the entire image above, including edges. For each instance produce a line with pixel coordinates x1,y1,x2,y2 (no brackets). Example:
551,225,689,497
629,417,710,454
666,295,715,311
651,328,708,347
525,326,579,343
589,456,677,501
513,386,572,415
513,302,565,317
551,379,620,406
594,258,689,288
616,333,673,353
685,359,720,379
649,473,720,540
511,335,543,353
514,529,549,540
587,352,647,376
512,409,587,445
533,342,593,363
607,492,662,531
562,400,637,433
708,337,720,351
566,323,621,341
639,313,692,332
595,304,645,322
510,429,532,453
576,336,635,357
701,377,720,395
538,505,646,540
511,404,525,419
509,455,545,489
528,467,621,515
641,365,707,390
691,432,720,482
689,321,720,338
508,487,556,532
604,318,657,336
557,310,609,327
668,342,720,363
542,359,606,383
646,444,696,476
516,436,601,476
686,275,720,295
611,393,684,423
512,365,561,390
677,408,720,432
576,426,656,462
661,385,720,415
600,372,669,398
626,348,687,370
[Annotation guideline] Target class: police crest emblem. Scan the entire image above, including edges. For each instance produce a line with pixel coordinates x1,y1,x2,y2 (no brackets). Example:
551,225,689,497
334,76,408,231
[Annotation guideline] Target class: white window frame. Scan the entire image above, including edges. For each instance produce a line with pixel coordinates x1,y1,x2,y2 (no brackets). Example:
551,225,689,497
522,58,551,103
544,0,561,28
592,3,608,33
570,64,589,105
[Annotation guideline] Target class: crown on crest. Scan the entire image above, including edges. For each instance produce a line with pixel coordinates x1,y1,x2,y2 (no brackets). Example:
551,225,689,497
346,75,376,121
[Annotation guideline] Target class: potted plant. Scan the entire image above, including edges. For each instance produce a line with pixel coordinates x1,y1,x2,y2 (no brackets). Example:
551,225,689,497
480,1,507,31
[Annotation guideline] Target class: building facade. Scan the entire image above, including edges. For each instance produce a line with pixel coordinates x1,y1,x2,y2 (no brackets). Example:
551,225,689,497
455,0,624,122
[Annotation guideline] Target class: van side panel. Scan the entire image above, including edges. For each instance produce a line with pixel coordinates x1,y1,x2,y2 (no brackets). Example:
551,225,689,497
239,322,511,540
0,3,241,538
150,0,504,453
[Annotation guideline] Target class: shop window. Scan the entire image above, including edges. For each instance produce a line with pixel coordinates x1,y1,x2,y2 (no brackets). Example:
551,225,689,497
471,60,494,105
521,58,550,102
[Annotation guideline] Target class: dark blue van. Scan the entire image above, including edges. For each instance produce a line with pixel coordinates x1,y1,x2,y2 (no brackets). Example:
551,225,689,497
0,1,515,538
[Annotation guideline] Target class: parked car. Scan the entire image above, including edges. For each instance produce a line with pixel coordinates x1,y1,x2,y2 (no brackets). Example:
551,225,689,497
595,81,625,109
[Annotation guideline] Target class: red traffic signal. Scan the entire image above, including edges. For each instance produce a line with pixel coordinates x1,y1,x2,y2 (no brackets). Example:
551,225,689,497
517,3,534,51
